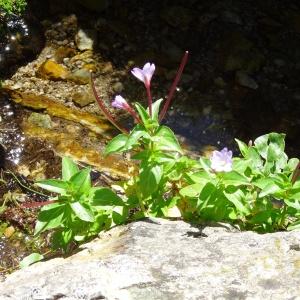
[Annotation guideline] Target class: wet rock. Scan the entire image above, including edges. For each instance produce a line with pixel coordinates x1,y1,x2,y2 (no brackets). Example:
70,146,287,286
54,46,76,63
4,226,15,239
27,113,52,129
0,219,300,299
72,91,95,107
221,32,265,73
75,29,97,51
36,60,69,81
98,61,113,74
161,6,194,29
112,81,124,93
236,71,258,90
67,68,90,84
214,77,227,88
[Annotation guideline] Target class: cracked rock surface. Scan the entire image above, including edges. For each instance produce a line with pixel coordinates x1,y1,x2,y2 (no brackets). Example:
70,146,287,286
0,219,300,300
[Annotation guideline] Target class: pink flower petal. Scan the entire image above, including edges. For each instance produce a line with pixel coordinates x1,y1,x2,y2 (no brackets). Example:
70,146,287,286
112,95,127,109
131,68,145,83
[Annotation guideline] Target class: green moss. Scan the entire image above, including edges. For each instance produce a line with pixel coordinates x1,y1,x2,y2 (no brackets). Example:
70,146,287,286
0,0,27,15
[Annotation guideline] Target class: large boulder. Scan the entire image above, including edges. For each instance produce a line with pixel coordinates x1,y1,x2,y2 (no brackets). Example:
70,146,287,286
0,219,300,299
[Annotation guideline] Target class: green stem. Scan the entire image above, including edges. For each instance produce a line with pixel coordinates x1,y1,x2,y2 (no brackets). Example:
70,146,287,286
5,170,49,198
279,205,288,228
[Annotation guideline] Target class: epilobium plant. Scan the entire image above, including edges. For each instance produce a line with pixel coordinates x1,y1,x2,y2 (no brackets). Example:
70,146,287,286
91,52,193,218
91,53,300,231
33,157,127,251
24,52,300,267
180,133,300,232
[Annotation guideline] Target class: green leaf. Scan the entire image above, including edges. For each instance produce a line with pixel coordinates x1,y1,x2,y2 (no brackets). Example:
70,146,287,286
70,202,95,222
149,98,164,121
20,253,44,268
249,210,272,225
185,170,211,184
199,157,212,173
259,182,282,198
92,188,124,207
247,147,263,170
153,126,182,153
112,206,128,225
104,134,128,156
288,220,300,231
34,203,67,235
198,183,230,221
284,199,300,210
134,102,150,125
70,168,91,195
139,165,162,198
36,179,69,194
235,138,248,157
180,183,205,197
52,229,74,251
125,125,150,150
62,157,79,181
224,189,250,215
221,171,249,186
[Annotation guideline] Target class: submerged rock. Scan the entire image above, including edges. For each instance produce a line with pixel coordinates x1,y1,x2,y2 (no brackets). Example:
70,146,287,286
75,29,97,51
0,219,299,299
36,59,69,81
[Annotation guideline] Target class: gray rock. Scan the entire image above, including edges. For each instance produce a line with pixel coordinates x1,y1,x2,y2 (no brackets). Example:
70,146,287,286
236,71,259,89
27,112,52,129
112,81,124,93
0,219,300,300
67,68,91,85
75,29,97,51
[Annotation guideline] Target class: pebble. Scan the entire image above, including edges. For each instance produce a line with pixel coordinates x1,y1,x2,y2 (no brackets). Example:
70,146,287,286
75,29,97,51
236,71,258,90
112,82,124,93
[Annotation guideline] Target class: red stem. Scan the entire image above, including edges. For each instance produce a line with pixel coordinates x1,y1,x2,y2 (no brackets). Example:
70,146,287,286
159,51,189,122
90,73,129,134
22,200,56,208
126,105,141,124
146,85,153,117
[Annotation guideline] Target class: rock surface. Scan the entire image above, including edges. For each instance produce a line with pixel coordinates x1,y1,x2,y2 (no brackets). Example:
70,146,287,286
0,219,300,300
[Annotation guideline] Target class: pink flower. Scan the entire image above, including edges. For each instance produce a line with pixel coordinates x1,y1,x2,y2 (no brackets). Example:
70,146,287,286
210,148,233,172
131,63,155,87
112,95,128,109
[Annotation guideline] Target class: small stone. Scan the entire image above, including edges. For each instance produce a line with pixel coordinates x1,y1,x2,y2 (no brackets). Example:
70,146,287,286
214,77,226,88
236,71,258,89
67,69,90,85
82,63,97,72
28,113,52,129
112,81,124,93
72,91,95,107
99,61,113,74
54,46,76,63
10,82,22,90
36,59,69,81
4,226,15,238
75,29,97,51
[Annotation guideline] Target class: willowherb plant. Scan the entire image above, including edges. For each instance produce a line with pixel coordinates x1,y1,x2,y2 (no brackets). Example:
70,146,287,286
91,53,300,231
91,52,192,218
22,51,300,267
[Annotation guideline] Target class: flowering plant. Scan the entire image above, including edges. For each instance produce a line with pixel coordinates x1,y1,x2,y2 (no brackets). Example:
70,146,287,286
180,133,300,232
91,55,300,232
23,52,300,265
